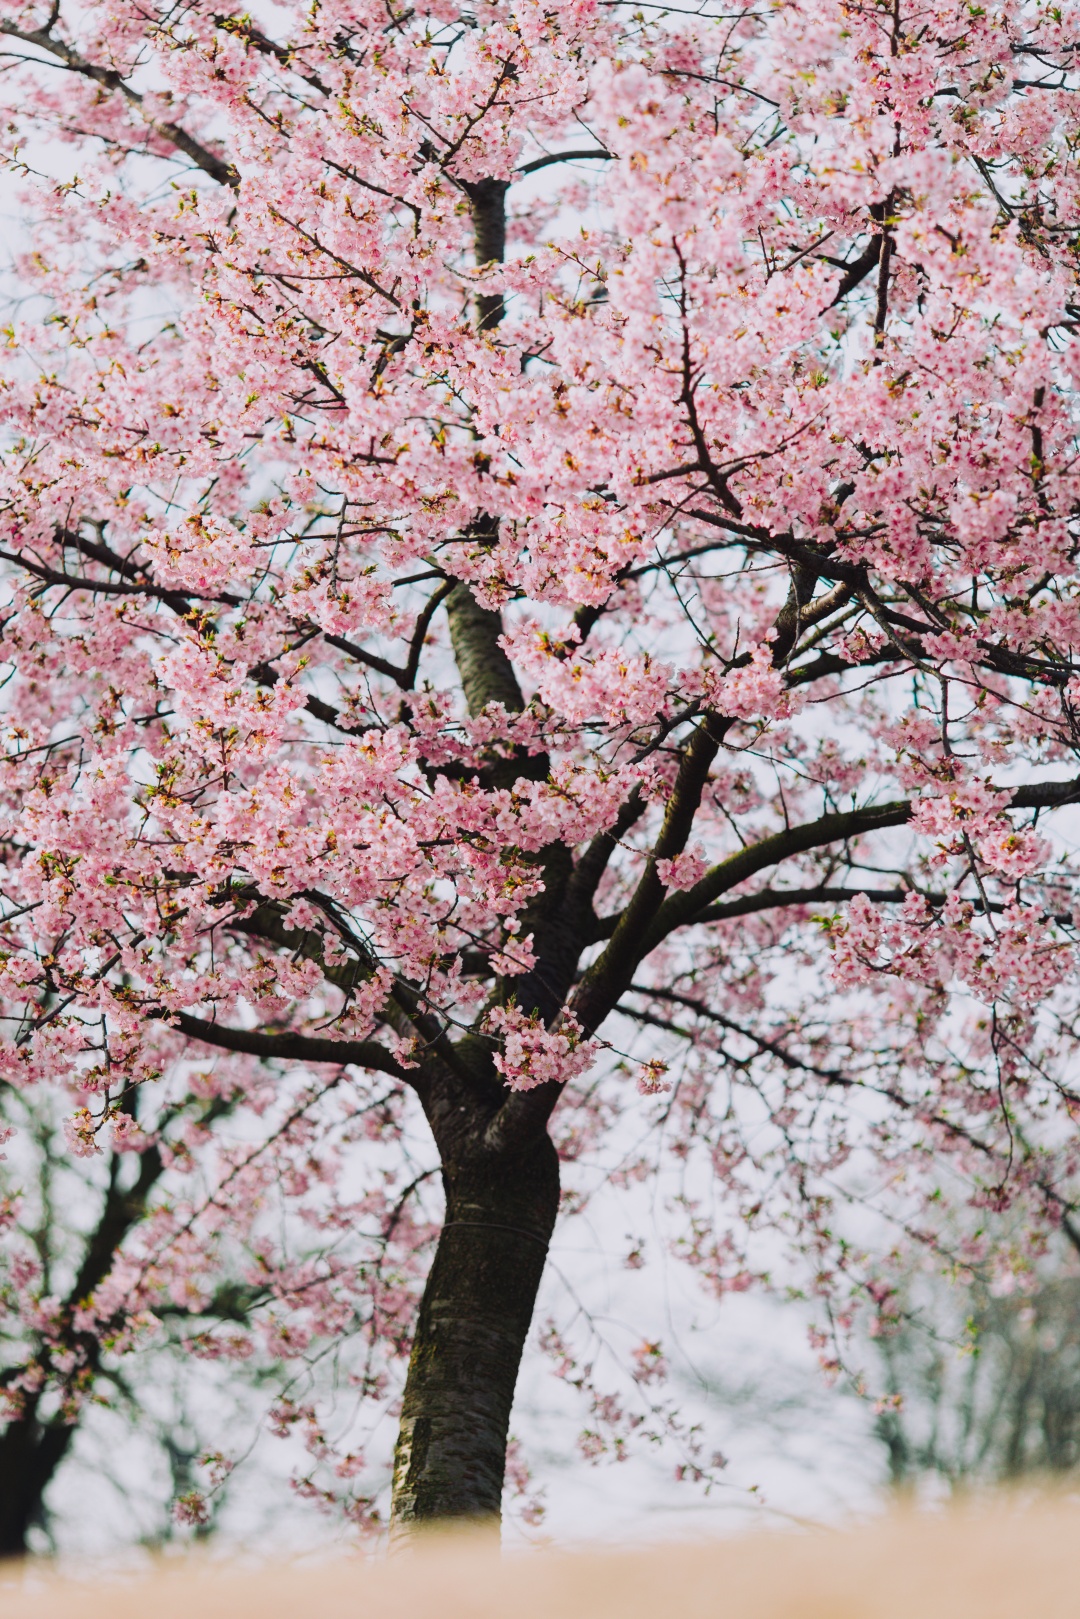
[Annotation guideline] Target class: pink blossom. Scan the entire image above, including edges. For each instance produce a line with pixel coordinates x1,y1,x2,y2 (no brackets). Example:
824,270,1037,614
2,0,1080,1527
486,1006,597,1092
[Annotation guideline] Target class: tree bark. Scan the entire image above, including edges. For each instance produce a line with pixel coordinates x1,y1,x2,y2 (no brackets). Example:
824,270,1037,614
0,1138,169,1557
0,1401,73,1556
445,578,525,722
390,171,564,1534
390,1129,559,1529
466,177,509,331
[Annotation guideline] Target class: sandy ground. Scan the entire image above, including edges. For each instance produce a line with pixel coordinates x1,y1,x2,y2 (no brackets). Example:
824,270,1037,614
2,1496,1078,1619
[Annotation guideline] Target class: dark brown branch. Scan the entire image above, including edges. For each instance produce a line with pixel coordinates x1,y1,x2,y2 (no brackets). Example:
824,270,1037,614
516,148,614,175
570,768,1080,1054
322,631,413,685
0,21,239,188
826,234,883,307
568,713,733,1040
0,549,241,610
249,663,364,734
565,786,647,923
173,1011,411,1080
642,770,1080,955
769,560,819,664
874,230,893,346
211,13,331,96
622,986,850,1087
403,578,454,688
266,206,402,307
474,785,1080,1157
632,802,910,994
228,894,475,1094
592,883,908,939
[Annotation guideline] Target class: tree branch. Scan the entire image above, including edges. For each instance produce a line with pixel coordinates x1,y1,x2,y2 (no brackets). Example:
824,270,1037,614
575,770,1080,1036
0,21,239,188
173,1011,411,1081
642,772,1080,953
826,234,882,308
516,148,614,175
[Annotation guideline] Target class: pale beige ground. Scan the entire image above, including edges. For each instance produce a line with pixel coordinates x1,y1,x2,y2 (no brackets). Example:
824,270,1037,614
1,1498,1078,1618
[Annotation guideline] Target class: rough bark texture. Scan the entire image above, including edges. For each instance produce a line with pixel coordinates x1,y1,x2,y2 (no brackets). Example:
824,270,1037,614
445,579,524,722
390,1131,559,1528
466,177,509,331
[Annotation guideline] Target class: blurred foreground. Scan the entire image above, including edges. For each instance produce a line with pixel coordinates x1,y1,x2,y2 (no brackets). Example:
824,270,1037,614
2,1496,1078,1619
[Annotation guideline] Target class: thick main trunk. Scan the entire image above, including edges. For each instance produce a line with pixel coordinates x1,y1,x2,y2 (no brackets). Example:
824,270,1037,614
0,1405,73,1557
390,1131,559,1530
390,174,562,1534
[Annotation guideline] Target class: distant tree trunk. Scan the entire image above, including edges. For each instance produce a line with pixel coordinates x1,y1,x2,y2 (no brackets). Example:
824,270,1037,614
0,1401,74,1557
390,1129,559,1528
0,1141,167,1558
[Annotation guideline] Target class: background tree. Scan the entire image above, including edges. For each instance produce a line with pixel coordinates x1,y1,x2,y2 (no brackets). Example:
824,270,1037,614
3,0,1080,1541
0,1075,311,1555
0,1033,438,1547
868,1230,1080,1492
0,1079,176,1556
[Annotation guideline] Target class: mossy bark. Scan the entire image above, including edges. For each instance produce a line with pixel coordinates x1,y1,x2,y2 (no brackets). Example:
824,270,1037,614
390,1131,559,1528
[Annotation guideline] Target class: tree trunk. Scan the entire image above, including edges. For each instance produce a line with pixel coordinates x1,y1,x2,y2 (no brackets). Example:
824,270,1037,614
0,1141,168,1557
390,1130,559,1530
388,171,561,1535
0,1402,73,1556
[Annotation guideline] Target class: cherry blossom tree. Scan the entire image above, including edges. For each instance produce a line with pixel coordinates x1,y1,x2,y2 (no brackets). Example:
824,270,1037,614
0,1071,291,1554
868,1228,1080,1491
3,0,1080,1539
